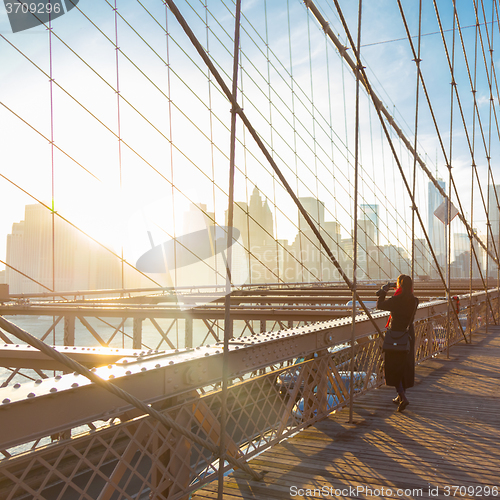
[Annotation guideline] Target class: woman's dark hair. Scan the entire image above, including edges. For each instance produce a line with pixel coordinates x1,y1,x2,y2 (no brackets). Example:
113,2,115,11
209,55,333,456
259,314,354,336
397,274,413,295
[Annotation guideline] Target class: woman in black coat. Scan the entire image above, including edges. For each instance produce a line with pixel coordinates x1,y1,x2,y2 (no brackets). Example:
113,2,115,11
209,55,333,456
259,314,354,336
376,274,418,412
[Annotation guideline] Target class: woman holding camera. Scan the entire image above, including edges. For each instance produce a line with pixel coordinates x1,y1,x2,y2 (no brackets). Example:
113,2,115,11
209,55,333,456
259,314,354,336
376,274,419,412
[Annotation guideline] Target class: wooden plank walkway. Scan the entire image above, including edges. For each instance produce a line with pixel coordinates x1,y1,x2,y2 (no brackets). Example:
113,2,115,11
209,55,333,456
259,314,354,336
192,326,500,499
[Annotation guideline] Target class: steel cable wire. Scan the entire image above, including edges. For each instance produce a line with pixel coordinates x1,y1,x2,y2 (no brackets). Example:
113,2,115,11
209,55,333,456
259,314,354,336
434,0,500,265
326,0,470,341
210,0,422,276
395,1,491,292
0,0,480,296
1,1,414,290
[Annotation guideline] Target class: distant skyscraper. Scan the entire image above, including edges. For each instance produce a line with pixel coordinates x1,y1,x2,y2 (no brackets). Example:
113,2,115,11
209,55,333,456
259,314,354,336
229,187,276,283
249,186,274,246
294,197,325,282
298,197,325,232
5,204,121,293
414,238,430,278
360,204,379,246
487,184,500,277
428,179,446,267
454,233,470,260
489,185,500,238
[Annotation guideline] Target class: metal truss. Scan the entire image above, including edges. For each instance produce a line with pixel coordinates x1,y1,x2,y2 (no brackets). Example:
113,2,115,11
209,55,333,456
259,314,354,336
0,290,497,499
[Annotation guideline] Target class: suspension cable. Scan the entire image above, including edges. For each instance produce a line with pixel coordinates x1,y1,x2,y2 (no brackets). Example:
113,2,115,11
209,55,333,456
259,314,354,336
394,0,496,308
326,0,469,342
162,0,383,333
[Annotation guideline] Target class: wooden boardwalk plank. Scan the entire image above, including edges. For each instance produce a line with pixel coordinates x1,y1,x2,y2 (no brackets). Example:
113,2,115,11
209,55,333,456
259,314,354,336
192,327,500,499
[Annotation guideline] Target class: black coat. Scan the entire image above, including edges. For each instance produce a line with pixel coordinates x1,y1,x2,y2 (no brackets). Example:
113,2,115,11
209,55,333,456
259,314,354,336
377,291,419,389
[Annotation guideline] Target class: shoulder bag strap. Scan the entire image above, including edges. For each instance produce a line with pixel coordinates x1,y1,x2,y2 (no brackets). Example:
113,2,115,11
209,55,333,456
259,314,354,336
406,298,418,331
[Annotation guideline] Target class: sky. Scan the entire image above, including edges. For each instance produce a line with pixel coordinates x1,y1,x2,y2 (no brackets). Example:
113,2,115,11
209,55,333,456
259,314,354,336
1,0,499,284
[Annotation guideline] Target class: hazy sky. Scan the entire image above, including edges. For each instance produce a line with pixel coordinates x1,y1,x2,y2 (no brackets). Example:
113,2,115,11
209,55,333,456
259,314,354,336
0,0,498,278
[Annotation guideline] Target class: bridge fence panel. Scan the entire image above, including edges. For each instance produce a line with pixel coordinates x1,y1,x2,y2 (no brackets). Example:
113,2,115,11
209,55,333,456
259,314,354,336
0,291,497,499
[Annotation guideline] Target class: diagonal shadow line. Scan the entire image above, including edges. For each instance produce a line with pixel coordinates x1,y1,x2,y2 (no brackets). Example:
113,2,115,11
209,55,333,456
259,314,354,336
211,327,500,499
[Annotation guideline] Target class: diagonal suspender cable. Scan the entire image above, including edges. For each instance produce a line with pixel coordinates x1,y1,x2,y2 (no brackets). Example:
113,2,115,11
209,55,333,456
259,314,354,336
0,260,53,294
396,0,496,317
0,316,263,481
310,0,493,333
161,0,383,334
435,0,500,268
0,174,163,289
306,1,496,269
470,0,479,340
321,0,469,342
433,0,499,323
490,0,500,322
113,0,125,290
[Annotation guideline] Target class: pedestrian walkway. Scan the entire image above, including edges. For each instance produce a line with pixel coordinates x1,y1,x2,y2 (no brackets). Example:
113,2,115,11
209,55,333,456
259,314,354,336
193,326,500,499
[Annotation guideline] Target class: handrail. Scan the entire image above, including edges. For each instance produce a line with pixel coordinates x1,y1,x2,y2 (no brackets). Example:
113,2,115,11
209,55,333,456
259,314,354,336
0,289,497,499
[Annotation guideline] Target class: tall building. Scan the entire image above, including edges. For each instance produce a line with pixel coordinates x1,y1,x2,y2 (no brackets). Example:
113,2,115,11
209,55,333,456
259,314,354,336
319,221,341,282
293,197,327,282
428,179,446,271
298,197,325,231
360,204,379,246
487,184,500,277
414,238,430,278
356,218,377,280
489,185,500,238
454,233,470,260
230,187,276,283
5,204,121,293
248,186,274,246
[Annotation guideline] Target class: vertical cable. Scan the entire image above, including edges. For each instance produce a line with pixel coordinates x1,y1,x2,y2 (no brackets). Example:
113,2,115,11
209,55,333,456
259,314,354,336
306,10,321,282
263,0,279,285
446,1,457,358
164,4,178,346
482,1,490,332
488,0,500,324
219,0,241,495
289,2,303,284
470,0,479,342
325,31,337,275
48,7,56,345
494,0,500,324
113,0,124,291
349,0,362,425
205,0,217,293
411,0,423,282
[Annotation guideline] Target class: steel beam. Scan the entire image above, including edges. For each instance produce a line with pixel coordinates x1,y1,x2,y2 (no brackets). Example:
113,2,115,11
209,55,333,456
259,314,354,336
0,292,488,451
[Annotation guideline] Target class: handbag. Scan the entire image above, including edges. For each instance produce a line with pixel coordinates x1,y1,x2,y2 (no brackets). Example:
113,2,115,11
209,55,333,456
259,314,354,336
383,328,410,352
383,299,418,353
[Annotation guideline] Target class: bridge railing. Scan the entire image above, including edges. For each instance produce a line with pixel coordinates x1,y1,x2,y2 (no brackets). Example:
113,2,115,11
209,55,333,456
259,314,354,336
0,290,497,499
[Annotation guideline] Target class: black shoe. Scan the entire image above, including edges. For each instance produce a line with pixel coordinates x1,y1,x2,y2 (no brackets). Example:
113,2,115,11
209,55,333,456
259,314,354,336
397,399,409,412
392,395,401,405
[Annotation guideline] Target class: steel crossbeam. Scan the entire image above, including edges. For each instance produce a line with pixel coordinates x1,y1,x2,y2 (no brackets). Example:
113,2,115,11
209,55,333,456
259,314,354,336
0,292,489,452
0,345,149,370
0,291,496,499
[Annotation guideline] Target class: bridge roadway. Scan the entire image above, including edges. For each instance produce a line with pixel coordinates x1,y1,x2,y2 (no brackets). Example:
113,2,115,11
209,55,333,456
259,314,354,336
192,326,500,499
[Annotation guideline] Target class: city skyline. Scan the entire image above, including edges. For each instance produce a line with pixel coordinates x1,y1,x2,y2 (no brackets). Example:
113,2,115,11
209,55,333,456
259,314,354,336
2,185,490,293
1,0,498,280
